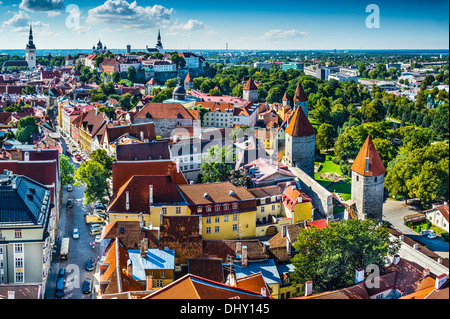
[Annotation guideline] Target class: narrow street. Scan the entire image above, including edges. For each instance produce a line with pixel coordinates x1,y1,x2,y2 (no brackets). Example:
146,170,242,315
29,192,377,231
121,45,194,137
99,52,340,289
45,133,100,299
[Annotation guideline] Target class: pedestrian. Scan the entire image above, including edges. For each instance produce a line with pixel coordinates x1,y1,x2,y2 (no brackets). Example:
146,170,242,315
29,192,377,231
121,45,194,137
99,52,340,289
89,242,92,248
93,242,95,249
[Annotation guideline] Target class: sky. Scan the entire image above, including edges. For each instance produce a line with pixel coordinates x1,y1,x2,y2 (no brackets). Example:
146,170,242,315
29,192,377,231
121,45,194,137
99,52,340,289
0,0,448,50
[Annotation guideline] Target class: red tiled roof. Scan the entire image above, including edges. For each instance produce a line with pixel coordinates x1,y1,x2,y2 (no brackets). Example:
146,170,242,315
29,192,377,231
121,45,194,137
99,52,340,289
134,103,194,120
243,78,258,91
184,72,193,83
294,82,308,102
350,135,386,177
284,105,315,137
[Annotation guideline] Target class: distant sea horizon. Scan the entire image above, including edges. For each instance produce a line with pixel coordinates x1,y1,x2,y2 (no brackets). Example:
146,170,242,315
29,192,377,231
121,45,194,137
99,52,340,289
0,48,449,57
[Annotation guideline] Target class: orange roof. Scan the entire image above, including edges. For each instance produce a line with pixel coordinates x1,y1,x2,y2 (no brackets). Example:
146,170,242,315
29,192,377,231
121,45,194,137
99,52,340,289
184,72,193,83
144,274,270,299
294,82,308,102
350,135,386,177
243,78,257,91
284,106,315,137
235,272,271,297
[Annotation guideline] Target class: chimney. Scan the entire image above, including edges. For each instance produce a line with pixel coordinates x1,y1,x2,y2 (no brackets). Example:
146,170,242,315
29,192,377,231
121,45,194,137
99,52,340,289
286,238,292,256
435,274,448,290
140,131,144,141
393,254,400,265
399,235,404,241
149,185,153,206
437,257,443,264
413,243,419,250
282,225,287,237
260,287,267,297
146,275,153,290
355,267,364,283
139,212,144,229
423,268,430,278
160,210,164,227
125,191,130,210
226,273,236,287
236,242,242,256
140,238,148,256
262,242,267,254
126,259,132,277
241,245,248,267
305,281,313,296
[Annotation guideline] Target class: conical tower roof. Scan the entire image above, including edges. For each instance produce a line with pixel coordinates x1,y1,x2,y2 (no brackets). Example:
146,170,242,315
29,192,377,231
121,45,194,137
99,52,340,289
243,78,258,91
294,81,308,102
282,91,290,101
285,104,315,137
350,135,386,177
184,72,193,83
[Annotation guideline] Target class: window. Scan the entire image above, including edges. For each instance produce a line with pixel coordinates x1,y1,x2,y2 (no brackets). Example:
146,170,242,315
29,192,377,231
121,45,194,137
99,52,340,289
15,258,23,268
206,206,212,212
0,230,2,238
161,207,167,215
14,230,22,238
232,204,238,210
14,244,23,254
206,217,211,224
215,216,220,223
215,226,220,233
261,206,265,213
149,271,154,278
197,207,203,213
233,214,238,221
15,272,24,283
215,206,221,211
176,207,181,214
272,204,276,211
160,271,166,278
233,224,238,231
206,227,211,234
224,205,229,210
260,198,266,205
224,215,229,222
156,280,163,288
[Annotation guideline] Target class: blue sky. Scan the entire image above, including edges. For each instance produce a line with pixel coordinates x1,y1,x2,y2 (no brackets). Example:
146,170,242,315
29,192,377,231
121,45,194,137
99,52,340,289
0,0,448,50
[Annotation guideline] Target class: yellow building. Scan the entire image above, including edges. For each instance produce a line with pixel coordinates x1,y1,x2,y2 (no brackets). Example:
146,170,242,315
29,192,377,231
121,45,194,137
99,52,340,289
78,108,106,154
281,184,313,223
108,175,191,227
178,182,258,240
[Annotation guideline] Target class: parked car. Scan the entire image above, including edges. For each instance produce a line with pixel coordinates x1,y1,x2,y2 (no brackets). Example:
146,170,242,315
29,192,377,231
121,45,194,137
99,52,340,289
427,230,438,239
75,154,82,161
85,214,104,224
94,235,102,243
421,229,432,236
72,228,79,239
67,184,73,192
90,227,102,236
86,257,95,271
82,278,92,294
55,268,66,299
67,198,73,208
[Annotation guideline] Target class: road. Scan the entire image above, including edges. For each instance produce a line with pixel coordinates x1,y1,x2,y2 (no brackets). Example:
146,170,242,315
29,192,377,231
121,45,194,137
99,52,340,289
383,198,449,259
45,133,100,299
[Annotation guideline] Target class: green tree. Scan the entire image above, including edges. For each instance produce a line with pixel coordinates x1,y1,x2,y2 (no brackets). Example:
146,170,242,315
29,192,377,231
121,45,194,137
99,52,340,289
89,149,114,178
74,161,109,205
22,85,35,95
372,138,397,167
127,66,137,83
112,71,121,83
119,93,133,111
361,98,386,122
59,154,75,186
291,219,400,294
16,116,39,144
170,54,186,69
209,88,222,96
200,145,235,183
316,123,337,153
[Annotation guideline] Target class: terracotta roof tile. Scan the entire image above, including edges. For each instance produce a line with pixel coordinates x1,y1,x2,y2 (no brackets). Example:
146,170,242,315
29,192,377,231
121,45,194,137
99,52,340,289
243,78,258,91
284,106,315,137
294,82,308,102
350,135,386,177
188,258,224,283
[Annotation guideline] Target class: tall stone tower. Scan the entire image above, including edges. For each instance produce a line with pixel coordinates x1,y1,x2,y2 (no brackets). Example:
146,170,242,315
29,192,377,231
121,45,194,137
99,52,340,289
284,104,316,177
350,135,386,221
243,78,258,102
184,72,194,90
282,91,290,107
25,24,36,71
293,81,308,118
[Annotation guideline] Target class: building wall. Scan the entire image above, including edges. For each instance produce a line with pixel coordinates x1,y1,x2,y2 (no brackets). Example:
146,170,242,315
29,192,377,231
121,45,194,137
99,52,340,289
285,134,315,178
243,89,258,102
351,171,384,221
284,201,313,224
133,118,193,138
425,209,449,232
201,210,257,240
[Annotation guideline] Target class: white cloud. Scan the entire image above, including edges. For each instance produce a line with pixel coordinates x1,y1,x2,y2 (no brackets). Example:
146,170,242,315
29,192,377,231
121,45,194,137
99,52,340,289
2,10,49,32
47,11,61,17
261,29,309,40
19,0,65,12
86,0,173,29
178,19,205,31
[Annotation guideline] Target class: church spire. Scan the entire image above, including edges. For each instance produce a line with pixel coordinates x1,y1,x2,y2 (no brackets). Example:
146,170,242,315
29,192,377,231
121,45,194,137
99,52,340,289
156,29,162,47
26,22,36,49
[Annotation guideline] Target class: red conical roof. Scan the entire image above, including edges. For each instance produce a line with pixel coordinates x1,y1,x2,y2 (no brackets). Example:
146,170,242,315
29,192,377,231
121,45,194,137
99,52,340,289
285,106,315,137
184,72,193,83
243,78,258,91
294,82,308,102
282,91,290,101
350,135,386,177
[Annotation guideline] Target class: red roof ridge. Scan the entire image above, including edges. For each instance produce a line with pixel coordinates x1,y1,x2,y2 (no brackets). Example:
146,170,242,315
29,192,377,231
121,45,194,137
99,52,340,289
243,78,257,91
350,135,386,176
284,106,315,137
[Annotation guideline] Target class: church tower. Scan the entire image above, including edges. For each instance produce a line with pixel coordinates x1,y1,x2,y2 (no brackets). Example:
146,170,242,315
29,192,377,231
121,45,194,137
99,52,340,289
243,78,258,102
350,135,386,221
282,91,290,107
25,24,36,71
284,104,316,177
184,72,194,90
156,29,164,54
294,81,308,118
